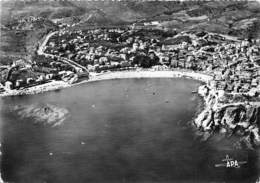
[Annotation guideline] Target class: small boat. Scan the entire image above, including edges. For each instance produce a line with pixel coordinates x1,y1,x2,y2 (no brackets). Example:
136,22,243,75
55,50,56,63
191,90,197,94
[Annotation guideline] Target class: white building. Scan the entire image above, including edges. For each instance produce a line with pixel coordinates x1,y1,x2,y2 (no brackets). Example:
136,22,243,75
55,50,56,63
5,81,13,90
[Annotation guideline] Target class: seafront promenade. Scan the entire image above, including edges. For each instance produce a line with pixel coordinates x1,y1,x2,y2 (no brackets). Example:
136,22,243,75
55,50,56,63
0,30,213,97
1,24,259,152
0,29,213,97
0,70,212,97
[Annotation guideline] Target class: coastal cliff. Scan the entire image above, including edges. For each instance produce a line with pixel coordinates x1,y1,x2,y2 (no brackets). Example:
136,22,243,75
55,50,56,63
195,85,260,148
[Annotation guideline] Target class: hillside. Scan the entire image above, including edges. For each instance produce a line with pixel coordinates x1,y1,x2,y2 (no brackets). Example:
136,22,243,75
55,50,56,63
0,0,260,65
1,1,259,35
77,9,125,27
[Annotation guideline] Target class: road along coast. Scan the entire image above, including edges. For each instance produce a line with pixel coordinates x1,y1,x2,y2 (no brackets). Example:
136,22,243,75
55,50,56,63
0,70,212,97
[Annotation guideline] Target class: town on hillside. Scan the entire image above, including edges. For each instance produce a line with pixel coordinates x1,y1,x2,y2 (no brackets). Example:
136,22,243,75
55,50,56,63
0,17,260,104
1,1,260,182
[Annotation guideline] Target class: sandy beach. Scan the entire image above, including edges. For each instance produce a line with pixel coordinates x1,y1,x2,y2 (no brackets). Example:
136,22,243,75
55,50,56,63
0,70,213,97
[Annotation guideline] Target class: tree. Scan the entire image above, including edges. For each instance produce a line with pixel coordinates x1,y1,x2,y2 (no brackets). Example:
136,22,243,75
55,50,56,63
149,52,160,66
132,54,151,68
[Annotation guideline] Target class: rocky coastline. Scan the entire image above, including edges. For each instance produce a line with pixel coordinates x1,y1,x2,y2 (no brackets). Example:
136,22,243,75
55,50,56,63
1,69,259,149
195,84,260,149
0,71,259,182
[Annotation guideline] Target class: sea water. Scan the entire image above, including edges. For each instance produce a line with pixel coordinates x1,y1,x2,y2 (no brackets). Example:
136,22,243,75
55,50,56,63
0,78,259,183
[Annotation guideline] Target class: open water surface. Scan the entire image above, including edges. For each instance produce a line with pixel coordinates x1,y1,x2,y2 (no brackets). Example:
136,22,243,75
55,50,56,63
0,78,259,183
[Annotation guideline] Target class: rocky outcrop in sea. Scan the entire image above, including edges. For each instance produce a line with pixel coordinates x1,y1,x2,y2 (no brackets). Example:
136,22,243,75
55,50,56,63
195,85,260,149
13,103,70,127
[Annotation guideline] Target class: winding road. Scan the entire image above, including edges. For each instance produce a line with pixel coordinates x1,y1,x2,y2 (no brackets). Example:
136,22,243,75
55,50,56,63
37,31,88,72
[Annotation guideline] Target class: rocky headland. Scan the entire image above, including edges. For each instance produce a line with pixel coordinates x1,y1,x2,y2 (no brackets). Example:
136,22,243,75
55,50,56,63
195,85,260,149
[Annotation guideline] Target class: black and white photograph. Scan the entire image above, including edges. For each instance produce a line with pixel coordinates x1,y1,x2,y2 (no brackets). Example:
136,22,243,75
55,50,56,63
0,0,260,182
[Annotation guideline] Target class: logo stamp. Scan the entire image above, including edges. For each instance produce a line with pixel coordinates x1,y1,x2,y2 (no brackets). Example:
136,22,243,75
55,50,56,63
215,154,247,168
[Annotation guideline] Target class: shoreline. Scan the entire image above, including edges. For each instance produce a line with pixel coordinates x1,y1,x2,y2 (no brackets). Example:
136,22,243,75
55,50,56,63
0,72,259,182
0,70,212,182
1,70,259,149
0,70,212,97
195,84,260,148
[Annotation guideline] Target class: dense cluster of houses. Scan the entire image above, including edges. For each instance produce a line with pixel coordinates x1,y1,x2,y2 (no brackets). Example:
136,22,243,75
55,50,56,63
1,23,260,100
44,27,260,98
45,28,168,72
